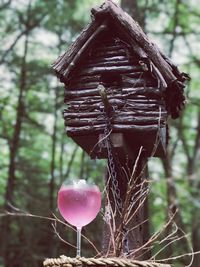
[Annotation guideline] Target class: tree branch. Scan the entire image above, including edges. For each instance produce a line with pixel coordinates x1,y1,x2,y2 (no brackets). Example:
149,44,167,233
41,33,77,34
0,0,12,11
0,11,48,65
168,0,181,57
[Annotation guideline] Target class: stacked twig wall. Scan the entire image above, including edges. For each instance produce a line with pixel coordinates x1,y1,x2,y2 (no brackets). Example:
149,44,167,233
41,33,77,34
64,34,167,138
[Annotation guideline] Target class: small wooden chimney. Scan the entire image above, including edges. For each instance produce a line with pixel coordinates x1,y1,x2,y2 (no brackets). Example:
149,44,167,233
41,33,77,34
52,0,189,159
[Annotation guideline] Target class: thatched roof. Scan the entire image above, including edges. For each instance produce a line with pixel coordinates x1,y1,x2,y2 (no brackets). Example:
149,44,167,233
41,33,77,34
52,0,189,119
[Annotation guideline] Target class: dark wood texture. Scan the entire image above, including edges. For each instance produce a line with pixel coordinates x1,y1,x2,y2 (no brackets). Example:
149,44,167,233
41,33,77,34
53,0,189,119
59,33,167,157
102,147,151,259
63,110,167,118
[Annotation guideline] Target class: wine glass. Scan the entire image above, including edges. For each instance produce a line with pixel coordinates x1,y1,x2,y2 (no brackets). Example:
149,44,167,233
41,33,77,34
57,179,101,257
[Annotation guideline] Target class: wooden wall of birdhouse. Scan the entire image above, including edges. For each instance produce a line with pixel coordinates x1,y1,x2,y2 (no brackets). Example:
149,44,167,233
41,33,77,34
52,1,189,159
63,33,167,158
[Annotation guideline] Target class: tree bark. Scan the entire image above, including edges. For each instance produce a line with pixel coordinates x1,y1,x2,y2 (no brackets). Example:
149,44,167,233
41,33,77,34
64,145,79,180
49,90,58,212
175,111,200,267
79,150,85,178
190,112,200,267
1,29,29,267
161,151,190,264
59,133,65,184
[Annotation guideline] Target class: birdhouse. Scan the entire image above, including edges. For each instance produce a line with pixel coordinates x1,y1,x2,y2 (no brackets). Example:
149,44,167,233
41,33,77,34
52,0,188,159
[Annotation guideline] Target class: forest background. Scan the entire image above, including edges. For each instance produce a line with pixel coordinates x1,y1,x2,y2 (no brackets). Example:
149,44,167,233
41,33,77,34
0,0,200,266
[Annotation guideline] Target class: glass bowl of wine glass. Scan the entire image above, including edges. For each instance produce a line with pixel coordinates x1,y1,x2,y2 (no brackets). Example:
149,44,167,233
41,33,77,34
57,179,101,257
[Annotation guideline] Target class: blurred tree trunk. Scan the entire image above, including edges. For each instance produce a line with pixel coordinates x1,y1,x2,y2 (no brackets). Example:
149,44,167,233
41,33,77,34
49,36,63,212
49,90,58,212
190,113,200,267
192,213,200,267
121,0,147,30
79,150,85,178
1,30,29,267
48,89,59,257
64,145,78,180
159,0,194,261
161,152,190,262
59,134,65,183
178,111,200,267
161,110,200,265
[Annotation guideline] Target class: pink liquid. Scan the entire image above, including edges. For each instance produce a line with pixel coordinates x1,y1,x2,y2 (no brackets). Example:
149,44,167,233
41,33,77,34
58,185,101,228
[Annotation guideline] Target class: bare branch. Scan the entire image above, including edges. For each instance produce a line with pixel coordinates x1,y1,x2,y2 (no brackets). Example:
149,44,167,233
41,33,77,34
0,0,12,11
0,30,27,65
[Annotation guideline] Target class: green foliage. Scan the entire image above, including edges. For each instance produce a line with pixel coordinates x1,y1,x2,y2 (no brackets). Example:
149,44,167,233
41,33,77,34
148,158,167,240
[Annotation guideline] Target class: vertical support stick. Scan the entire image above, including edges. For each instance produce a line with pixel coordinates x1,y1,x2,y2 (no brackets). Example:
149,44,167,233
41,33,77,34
126,156,150,259
76,227,82,257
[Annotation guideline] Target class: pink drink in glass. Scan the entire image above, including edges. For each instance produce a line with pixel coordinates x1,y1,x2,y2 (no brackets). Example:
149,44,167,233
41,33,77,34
58,181,101,228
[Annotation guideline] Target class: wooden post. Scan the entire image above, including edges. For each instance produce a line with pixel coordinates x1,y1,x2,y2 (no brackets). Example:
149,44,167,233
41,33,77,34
102,146,150,259
126,156,150,259
98,85,150,258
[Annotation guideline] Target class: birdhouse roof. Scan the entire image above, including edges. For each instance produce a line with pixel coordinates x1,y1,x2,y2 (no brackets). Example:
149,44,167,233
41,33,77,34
52,0,189,118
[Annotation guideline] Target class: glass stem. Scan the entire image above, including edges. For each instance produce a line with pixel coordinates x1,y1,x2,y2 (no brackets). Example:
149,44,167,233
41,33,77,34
76,227,82,257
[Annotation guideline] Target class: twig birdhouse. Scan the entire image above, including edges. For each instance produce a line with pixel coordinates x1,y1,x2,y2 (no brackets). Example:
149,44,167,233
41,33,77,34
52,0,189,159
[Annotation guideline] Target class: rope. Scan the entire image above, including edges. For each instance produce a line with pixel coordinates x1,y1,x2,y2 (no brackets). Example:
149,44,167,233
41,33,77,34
43,256,171,267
